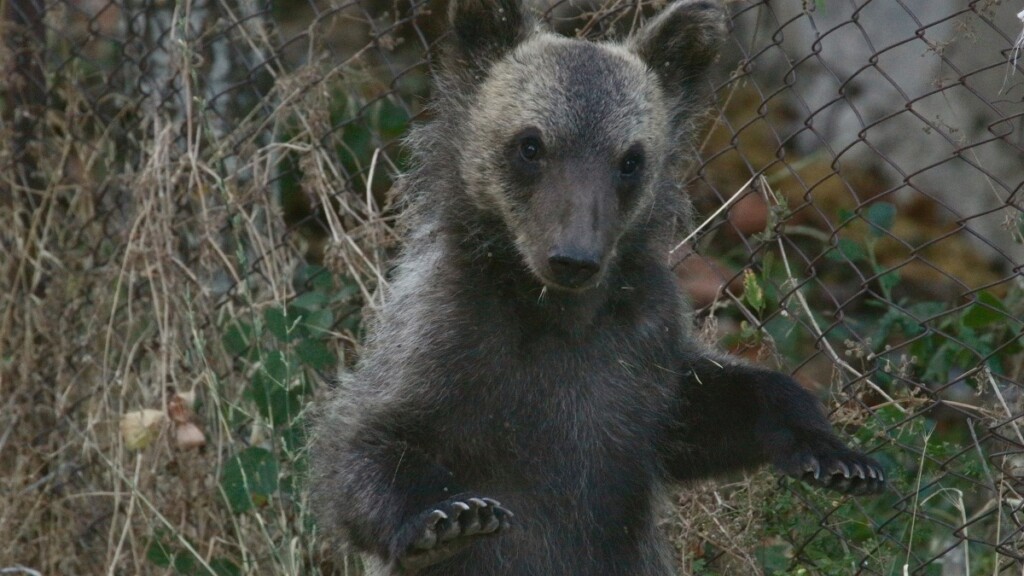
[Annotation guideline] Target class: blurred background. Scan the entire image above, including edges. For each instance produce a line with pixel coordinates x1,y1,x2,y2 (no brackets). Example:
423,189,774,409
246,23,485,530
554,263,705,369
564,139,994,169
2,0,1022,574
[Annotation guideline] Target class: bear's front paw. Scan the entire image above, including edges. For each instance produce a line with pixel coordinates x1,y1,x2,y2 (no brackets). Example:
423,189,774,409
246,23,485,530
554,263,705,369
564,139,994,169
777,440,886,495
393,495,513,571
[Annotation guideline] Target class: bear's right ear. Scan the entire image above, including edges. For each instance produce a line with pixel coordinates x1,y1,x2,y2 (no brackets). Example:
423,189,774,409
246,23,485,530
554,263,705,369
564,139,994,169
442,0,532,81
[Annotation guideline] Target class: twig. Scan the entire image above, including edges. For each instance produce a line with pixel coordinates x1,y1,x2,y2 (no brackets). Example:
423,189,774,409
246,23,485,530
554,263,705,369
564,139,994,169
985,370,1024,445
774,223,901,410
669,174,757,254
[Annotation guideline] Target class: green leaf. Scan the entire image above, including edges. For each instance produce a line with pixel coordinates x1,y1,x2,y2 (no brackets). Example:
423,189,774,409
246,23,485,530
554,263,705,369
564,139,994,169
250,371,273,421
302,309,334,335
264,306,306,342
340,123,372,173
262,350,290,385
742,269,765,314
250,351,300,426
251,380,302,427
756,543,792,574
908,301,947,319
291,291,328,311
865,202,896,236
334,282,361,302
296,338,335,370
146,535,200,575
264,306,288,341
923,341,956,381
737,320,762,347
173,555,198,576
339,307,362,334
1003,335,1023,357
378,99,411,138
873,307,903,344
872,404,905,428
209,558,241,576
222,321,253,356
962,291,1009,329
221,447,279,514
295,264,334,293
281,420,308,456
280,385,306,427
827,237,867,262
146,536,174,568
878,270,901,295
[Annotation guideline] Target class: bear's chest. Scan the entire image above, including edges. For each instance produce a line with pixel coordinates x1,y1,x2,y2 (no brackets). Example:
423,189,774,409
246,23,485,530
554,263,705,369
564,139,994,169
426,322,675,479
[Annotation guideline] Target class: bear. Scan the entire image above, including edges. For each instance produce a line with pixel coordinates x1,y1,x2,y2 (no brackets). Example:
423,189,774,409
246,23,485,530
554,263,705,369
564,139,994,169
309,1,885,574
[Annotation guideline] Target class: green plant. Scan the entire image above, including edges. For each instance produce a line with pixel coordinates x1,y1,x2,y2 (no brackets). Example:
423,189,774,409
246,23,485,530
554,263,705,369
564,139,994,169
689,191,1023,575
143,264,360,575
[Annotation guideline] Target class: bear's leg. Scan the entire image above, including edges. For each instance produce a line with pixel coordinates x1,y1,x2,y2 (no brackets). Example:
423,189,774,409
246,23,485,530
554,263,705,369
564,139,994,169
662,353,886,494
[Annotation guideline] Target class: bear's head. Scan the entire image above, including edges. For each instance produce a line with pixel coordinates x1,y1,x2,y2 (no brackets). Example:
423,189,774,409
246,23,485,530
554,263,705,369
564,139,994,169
437,0,726,291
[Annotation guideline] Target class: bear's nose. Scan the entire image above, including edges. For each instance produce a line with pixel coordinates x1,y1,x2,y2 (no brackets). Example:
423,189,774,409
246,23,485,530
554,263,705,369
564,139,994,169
548,254,600,288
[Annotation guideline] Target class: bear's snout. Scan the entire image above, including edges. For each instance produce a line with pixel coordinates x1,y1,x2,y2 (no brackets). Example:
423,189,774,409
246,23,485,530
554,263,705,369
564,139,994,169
547,252,601,288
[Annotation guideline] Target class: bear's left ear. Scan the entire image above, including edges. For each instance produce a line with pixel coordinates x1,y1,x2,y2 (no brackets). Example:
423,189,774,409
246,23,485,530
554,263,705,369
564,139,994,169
631,0,727,101
442,0,533,81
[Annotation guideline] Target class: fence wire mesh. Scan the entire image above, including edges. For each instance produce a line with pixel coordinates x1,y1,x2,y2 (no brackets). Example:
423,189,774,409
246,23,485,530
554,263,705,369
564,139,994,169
2,0,1023,574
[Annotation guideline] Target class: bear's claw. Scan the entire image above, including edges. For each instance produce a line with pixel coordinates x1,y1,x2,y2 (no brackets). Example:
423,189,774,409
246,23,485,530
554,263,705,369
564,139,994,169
398,496,513,571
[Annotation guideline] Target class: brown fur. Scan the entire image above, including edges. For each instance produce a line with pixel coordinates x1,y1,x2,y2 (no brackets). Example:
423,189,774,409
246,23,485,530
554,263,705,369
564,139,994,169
309,2,884,574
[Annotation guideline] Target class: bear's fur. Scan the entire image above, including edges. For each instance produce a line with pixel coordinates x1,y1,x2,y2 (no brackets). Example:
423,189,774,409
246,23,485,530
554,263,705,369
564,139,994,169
309,1,885,574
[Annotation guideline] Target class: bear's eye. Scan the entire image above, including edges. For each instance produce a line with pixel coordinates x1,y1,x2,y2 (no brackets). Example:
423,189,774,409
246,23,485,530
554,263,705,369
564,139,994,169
619,148,644,177
519,136,543,162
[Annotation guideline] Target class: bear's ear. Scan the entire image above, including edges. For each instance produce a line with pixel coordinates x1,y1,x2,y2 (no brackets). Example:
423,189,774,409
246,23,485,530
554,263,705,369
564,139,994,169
631,0,727,100
442,0,532,80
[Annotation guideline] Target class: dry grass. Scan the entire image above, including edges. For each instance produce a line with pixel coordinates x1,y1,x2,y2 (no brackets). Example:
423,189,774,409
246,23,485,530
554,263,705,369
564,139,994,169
0,3,394,572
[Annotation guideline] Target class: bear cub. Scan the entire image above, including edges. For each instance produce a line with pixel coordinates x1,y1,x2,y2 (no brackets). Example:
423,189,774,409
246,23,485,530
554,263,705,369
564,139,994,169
310,1,885,574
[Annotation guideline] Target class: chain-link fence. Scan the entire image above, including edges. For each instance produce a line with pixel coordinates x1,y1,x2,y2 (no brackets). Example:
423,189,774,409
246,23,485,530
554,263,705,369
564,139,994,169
2,0,1022,574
